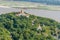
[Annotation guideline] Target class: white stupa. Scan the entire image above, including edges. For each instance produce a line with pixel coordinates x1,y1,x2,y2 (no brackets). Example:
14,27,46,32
37,24,42,31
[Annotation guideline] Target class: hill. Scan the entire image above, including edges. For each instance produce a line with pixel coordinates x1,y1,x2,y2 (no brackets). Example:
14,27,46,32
0,12,60,40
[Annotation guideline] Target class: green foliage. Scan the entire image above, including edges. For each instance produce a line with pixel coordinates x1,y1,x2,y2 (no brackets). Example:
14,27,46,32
0,27,12,40
0,12,60,40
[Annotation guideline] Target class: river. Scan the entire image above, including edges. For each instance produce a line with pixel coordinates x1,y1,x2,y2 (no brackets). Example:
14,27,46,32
0,7,60,22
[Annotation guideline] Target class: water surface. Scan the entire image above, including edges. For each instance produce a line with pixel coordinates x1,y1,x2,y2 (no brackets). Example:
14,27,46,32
0,7,60,22
2,0,60,5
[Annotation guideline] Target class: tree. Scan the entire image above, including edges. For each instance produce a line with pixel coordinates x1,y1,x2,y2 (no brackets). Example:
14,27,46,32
0,27,12,40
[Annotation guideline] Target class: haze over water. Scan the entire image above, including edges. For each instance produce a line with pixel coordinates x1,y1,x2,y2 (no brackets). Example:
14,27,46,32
2,0,60,5
0,7,60,22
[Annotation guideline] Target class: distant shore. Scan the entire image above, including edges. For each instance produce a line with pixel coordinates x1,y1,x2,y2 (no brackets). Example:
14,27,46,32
0,6,11,8
0,1,60,11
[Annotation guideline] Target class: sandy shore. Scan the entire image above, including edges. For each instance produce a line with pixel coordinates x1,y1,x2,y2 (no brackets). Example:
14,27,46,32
0,6,11,8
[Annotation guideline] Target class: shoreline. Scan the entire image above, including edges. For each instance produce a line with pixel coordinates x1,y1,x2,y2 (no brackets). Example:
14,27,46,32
0,1,60,11
0,6,11,8
0,5,60,11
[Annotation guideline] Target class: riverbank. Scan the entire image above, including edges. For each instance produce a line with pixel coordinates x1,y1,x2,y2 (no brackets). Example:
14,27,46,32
0,1,60,11
0,6,11,8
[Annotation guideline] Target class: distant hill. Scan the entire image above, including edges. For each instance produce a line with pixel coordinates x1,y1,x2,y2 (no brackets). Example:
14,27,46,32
0,12,60,40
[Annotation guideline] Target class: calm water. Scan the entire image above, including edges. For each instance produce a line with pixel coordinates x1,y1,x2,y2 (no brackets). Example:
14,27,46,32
0,7,60,22
5,0,60,5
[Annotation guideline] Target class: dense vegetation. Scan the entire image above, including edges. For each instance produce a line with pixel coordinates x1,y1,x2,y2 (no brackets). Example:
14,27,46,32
0,12,60,40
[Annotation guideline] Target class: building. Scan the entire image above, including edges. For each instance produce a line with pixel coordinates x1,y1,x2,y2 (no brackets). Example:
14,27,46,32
37,24,42,31
16,10,29,18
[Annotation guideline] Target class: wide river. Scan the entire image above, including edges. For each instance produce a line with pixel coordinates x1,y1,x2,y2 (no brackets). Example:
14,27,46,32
0,7,60,22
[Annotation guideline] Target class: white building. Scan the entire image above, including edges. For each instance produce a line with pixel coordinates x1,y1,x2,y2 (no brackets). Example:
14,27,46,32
37,24,42,31
16,10,29,18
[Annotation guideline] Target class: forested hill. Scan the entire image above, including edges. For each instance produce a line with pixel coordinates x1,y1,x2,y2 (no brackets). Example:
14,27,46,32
0,12,60,40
